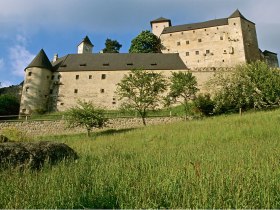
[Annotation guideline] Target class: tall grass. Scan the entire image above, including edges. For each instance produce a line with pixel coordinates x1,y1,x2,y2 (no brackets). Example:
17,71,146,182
1,109,280,208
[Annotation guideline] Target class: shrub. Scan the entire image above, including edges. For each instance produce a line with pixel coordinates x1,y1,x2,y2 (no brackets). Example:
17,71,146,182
194,93,215,116
0,127,32,142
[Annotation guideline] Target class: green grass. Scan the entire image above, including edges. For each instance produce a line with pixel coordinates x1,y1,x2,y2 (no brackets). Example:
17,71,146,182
1,109,280,208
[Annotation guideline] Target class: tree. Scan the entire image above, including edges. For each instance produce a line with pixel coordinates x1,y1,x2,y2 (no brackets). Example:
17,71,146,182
129,30,162,53
116,69,167,125
65,101,108,137
166,71,199,120
0,94,20,118
209,61,280,114
102,38,122,53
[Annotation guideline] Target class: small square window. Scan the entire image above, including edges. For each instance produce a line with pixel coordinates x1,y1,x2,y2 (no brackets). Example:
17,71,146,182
60,103,64,106
46,76,49,79
193,30,195,33
206,50,210,54
220,36,224,40
196,51,199,55
89,75,92,79
222,60,225,62
76,75,79,80
234,23,236,25
112,101,116,105
28,72,32,76
170,34,172,36
101,74,106,79
204,29,207,31
198,39,202,42
181,32,184,35
51,75,54,80
186,52,189,56
26,87,29,92
58,75,61,79
186,41,189,44
100,89,105,93
74,89,78,93
217,27,219,30
50,89,53,94
177,41,181,46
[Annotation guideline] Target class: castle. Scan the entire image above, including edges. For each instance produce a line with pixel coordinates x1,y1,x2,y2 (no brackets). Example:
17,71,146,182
19,10,278,114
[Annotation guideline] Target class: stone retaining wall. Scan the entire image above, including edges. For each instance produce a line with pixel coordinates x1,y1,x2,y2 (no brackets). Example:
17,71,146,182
0,117,182,137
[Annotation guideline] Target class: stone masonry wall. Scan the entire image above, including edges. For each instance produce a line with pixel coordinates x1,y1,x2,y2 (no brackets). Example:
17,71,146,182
0,117,182,137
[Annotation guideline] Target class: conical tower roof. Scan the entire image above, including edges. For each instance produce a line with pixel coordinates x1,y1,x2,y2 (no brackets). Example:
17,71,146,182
25,49,53,71
78,35,94,46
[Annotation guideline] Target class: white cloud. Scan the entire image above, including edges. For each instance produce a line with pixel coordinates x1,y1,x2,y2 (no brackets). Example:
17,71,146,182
0,80,12,88
9,44,35,77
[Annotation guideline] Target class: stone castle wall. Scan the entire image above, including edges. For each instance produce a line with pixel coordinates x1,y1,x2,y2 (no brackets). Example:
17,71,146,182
0,117,182,137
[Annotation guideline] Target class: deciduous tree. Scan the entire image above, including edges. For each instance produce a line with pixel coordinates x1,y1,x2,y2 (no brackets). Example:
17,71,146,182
166,71,199,120
65,101,108,137
116,69,167,125
129,30,162,53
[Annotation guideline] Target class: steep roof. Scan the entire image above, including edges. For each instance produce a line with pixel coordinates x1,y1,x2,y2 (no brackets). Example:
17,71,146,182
25,49,53,71
54,53,187,72
162,9,254,34
150,17,172,26
162,18,228,34
78,36,94,46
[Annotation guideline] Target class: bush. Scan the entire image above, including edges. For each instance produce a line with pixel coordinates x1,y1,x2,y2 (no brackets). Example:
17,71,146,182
209,61,280,114
0,94,20,118
194,93,215,116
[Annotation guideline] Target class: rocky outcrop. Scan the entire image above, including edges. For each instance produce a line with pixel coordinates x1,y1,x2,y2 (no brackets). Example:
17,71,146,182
0,141,78,170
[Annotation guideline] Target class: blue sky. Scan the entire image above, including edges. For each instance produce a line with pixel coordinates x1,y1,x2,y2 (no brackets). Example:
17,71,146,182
0,0,279,87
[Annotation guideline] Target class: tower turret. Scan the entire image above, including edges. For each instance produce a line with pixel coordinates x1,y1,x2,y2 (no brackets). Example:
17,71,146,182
20,49,53,115
77,36,94,54
150,17,172,37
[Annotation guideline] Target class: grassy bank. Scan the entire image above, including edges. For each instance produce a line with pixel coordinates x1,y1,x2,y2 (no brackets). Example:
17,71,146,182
1,109,280,208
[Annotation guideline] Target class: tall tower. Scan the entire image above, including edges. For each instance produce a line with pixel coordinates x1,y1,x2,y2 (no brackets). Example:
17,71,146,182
150,17,172,37
20,49,53,115
77,36,94,54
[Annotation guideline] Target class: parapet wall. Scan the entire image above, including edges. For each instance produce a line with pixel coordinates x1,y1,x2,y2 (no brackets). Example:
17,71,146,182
0,117,182,137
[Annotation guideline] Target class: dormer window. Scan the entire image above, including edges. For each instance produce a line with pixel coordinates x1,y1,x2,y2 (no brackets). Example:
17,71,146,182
127,63,133,66
80,63,87,66
103,63,109,66
151,63,157,66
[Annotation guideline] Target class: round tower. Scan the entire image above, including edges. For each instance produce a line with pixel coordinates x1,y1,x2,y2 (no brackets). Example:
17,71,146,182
20,49,53,115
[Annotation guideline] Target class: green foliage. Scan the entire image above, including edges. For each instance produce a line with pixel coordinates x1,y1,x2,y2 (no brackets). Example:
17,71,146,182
0,94,20,117
0,127,32,142
194,93,215,116
2,109,280,208
210,61,280,114
65,101,108,136
116,69,167,125
102,38,122,53
129,30,162,53
166,71,199,119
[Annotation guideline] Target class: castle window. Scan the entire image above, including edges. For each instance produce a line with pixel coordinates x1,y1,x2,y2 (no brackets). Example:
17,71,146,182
113,98,116,101
60,103,64,106
177,41,181,46
186,52,189,56
28,72,32,76
58,75,61,79
197,60,200,63
74,89,78,93
51,75,54,80
151,63,157,66
127,63,133,66
112,101,116,105
50,89,53,94
193,30,195,33
224,50,227,54
217,27,219,30
103,63,109,66
204,29,207,31
76,75,79,80
80,63,87,66
22,109,26,113
100,89,105,93
222,59,225,62
25,87,29,92
206,50,210,54
198,39,202,42
181,32,184,35
186,41,189,45
234,23,236,25
170,34,172,36
196,51,199,55
167,49,170,51
46,76,49,79
89,75,92,79
220,36,224,40
101,74,106,79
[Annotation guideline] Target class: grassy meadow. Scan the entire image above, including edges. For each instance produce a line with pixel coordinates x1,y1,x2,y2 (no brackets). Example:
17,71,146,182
1,109,280,208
